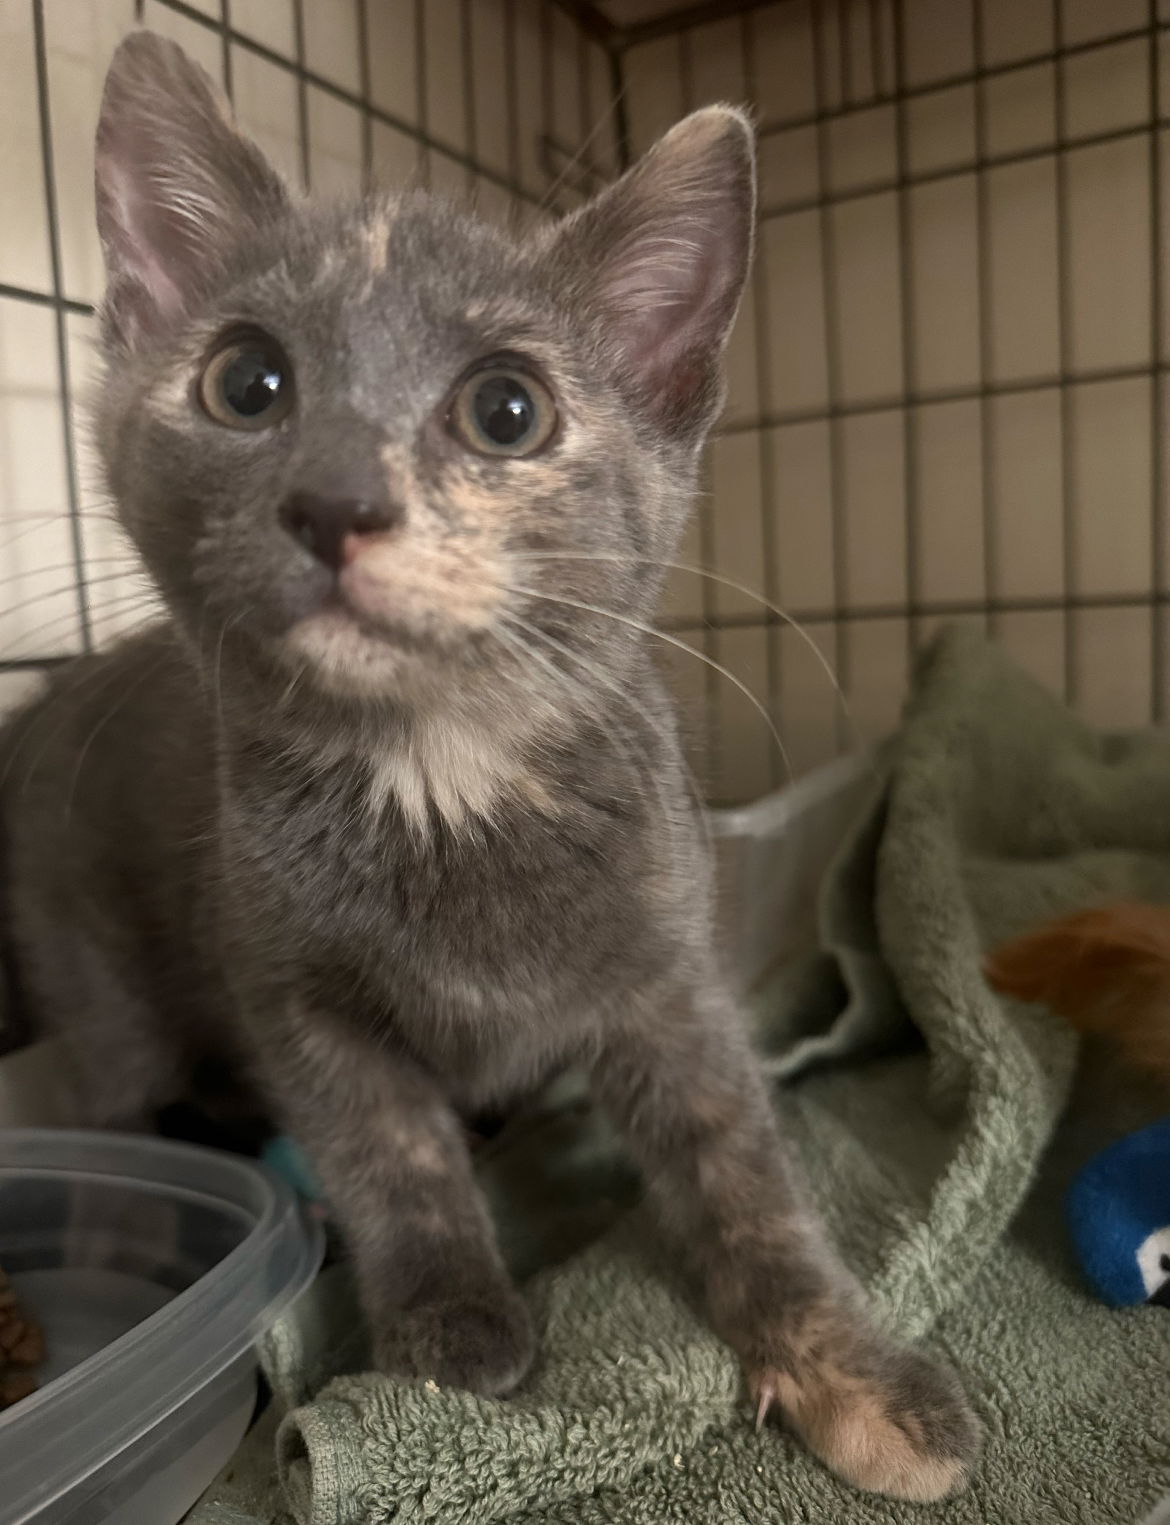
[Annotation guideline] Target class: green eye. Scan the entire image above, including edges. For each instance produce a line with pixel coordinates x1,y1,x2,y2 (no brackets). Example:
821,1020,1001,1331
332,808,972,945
449,365,558,457
199,331,294,431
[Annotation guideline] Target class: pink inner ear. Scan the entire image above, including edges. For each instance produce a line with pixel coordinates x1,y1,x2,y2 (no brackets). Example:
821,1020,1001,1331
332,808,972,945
567,109,755,431
598,204,743,426
94,35,289,346
607,225,724,363
99,151,189,324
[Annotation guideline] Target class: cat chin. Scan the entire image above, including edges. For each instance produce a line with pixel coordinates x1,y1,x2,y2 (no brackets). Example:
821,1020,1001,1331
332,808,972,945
281,608,433,700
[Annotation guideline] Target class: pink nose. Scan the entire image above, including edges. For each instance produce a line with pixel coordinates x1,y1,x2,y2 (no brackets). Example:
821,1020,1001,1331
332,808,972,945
279,493,401,571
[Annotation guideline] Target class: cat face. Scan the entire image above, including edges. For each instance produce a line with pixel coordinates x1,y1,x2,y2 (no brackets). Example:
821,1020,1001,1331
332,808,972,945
93,33,755,711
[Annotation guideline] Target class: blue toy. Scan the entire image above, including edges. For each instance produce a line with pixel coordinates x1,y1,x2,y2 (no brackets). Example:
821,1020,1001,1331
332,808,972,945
1066,1118,1170,1308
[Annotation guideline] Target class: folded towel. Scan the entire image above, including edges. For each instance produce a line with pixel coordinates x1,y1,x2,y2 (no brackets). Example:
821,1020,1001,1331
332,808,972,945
192,626,1170,1525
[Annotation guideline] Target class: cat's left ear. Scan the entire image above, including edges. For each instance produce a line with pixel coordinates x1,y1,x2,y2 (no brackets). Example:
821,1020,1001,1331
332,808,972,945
95,30,289,348
547,105,755,442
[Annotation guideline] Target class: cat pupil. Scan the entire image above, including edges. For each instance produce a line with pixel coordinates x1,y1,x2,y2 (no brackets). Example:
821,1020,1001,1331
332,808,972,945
223,349,283,417
474,375,533,445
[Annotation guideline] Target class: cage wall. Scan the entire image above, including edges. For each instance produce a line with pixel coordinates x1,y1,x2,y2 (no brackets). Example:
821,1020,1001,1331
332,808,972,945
631,0,1170,804
1,0,1166,810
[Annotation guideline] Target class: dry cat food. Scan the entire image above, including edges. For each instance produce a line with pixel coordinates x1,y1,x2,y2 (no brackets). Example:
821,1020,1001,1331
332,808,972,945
0,1265,44,1407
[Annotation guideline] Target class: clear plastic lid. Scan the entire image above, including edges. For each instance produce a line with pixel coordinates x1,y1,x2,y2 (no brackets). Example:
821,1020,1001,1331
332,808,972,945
0,1129,323,1524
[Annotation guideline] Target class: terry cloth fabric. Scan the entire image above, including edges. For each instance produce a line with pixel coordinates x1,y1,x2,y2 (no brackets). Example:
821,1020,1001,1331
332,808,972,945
191,626,1170,1525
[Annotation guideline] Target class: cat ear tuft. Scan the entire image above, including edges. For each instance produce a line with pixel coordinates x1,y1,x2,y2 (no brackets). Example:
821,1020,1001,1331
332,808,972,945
96,30,288,348
551,105,755,440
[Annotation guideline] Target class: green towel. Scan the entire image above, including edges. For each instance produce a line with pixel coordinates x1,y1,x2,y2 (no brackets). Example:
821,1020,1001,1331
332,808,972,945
192,626,1170,1525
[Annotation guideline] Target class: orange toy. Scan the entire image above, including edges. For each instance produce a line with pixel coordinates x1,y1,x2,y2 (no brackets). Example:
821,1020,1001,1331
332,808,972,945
985,902,1170,1086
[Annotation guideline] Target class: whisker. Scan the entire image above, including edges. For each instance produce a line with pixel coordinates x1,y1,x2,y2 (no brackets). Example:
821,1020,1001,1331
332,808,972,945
502,582,794,784
189,604,218,717
530,616,713,832
0,522,129,561
0,522,76,558
276,663,307,712
0,518,126,557
0,556,141,597
511,549,858,749
494,614,653,787
63,652,174,826
210,610,242,738
4,627,161,797
0,568,152,631
501,611,715,874
82,602,164,654
0,592,161,664
492,616,690,879
0,507,124,525
491,617,586,729
0,588,157,651
537,84,626,213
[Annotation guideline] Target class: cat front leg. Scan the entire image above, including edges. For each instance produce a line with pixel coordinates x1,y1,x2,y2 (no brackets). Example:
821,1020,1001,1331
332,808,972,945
592,982,981,1501
256,1000,534,1395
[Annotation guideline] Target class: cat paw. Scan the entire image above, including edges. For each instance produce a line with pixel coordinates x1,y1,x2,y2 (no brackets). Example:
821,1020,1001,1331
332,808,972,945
749,1336,981,1502
373,1284,536,1397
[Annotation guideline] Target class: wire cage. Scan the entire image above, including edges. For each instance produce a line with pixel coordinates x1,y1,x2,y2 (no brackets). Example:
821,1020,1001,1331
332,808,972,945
0,0,1167,809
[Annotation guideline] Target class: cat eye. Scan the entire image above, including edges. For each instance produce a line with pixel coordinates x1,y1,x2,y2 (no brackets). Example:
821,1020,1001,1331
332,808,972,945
198,331,294,431
448,364,558,458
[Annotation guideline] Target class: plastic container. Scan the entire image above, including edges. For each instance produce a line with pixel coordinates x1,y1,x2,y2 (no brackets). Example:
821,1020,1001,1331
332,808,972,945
0,1129,323,1525
710,751,876,994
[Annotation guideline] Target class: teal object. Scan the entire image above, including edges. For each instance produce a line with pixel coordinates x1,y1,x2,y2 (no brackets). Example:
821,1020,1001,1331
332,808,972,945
262,1135,321,1201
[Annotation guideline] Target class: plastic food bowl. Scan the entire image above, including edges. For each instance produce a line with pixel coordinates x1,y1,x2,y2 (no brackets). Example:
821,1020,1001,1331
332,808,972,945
0,1129,323,1525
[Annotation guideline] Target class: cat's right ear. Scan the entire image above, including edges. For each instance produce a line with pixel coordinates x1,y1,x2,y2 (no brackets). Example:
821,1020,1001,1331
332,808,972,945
95,31,288,349
547,105,755,443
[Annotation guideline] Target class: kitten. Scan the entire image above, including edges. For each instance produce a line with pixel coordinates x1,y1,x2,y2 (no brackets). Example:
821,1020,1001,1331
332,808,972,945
0,32,979,1500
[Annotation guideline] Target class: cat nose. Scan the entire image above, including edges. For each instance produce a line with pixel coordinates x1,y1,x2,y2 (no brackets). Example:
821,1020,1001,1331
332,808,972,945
279,493,401,571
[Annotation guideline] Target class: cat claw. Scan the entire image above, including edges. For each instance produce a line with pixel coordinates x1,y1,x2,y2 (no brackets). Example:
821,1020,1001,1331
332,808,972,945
747,1346,980,1502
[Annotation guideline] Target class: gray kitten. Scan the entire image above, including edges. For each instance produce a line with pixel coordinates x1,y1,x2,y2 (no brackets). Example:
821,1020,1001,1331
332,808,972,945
0,32,979,1500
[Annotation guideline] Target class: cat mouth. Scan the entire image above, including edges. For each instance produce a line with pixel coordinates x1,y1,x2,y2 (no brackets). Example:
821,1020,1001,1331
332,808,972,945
320,592,412,645
276,548,504,694
279,581,492,696
280,602,423,696
290,597,428,657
